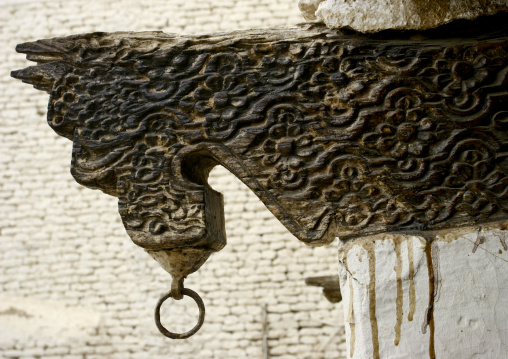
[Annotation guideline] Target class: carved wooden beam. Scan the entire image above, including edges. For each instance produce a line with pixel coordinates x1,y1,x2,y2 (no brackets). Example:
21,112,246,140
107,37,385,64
11,19,508,337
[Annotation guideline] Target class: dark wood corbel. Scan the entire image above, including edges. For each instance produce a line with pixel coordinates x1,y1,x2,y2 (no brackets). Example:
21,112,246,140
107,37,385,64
11,17,508,337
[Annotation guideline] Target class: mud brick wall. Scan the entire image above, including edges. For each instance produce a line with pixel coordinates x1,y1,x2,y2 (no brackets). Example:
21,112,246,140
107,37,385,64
0,1,346,358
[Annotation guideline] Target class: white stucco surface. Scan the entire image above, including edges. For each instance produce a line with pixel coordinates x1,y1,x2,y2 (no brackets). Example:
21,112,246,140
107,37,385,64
338,221,508,358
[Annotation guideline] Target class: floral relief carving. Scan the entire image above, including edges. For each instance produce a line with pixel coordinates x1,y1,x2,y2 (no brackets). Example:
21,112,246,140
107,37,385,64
12,24,508,246
196,74,248,134
261,106,318,190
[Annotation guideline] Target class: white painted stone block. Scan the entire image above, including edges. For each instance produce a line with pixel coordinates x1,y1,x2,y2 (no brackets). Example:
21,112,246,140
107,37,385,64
338,221,508,358
312,0,508,32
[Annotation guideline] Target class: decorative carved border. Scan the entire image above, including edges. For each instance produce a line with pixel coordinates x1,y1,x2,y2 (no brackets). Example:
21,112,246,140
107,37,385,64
12,24,508,251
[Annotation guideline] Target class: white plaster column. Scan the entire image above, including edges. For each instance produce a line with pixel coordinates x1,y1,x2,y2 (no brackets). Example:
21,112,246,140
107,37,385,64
338,221,508,358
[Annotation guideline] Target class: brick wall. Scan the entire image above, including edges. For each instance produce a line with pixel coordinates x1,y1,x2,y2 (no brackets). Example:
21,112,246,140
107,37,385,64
0,1,346,358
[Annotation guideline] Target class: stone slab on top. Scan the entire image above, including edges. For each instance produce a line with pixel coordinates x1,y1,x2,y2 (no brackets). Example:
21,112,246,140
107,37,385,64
300,0,508,33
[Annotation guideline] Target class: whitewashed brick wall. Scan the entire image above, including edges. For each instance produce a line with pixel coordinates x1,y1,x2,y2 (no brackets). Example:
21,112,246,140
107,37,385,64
0,1,346,358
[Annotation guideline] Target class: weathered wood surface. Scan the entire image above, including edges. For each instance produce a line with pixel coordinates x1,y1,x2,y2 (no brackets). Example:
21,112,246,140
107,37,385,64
11,23,508,254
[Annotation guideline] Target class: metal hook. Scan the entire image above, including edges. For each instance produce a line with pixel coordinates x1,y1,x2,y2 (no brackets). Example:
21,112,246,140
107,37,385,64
154,287,205,339
171,276,185,300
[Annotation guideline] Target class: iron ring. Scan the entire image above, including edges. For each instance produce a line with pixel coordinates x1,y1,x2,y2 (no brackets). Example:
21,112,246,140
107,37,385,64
154,288,205,339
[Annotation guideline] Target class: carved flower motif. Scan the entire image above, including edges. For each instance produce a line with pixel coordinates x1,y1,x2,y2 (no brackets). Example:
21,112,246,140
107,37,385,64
182,74,248,135
419,50,504,109
263,124,314,165
304,57,351,100
194,75,247,113
362,96,436,160
261,106,317,190
263,124,316,190
306,56,368,111
445,57,489,90
441,57,492,108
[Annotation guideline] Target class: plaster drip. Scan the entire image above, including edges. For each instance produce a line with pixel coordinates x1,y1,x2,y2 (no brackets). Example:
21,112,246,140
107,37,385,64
367,242,380,359
407,238,416,322
422,239,437,359
393,239,403,346
347,275,355,358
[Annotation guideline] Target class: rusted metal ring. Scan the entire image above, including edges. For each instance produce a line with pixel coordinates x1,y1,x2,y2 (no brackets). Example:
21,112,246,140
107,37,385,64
154,288,205,339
